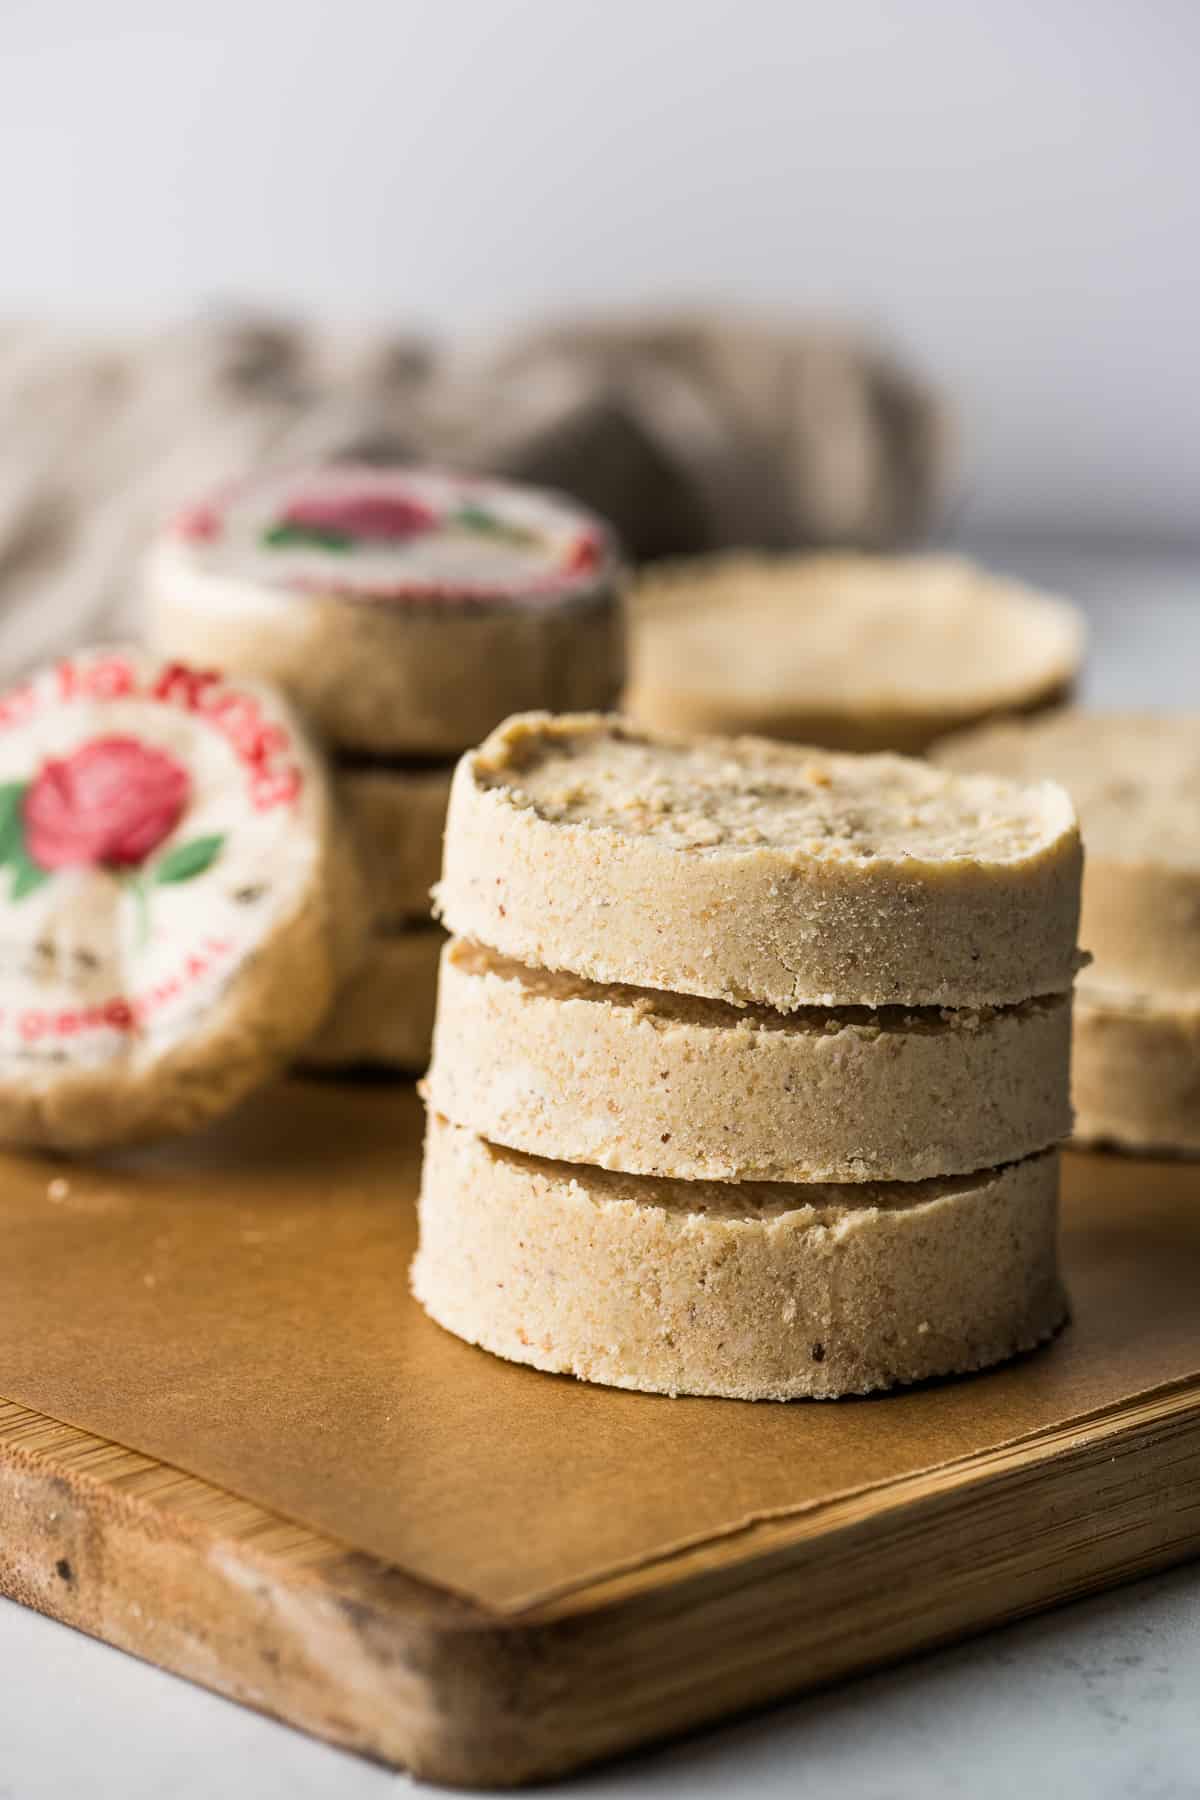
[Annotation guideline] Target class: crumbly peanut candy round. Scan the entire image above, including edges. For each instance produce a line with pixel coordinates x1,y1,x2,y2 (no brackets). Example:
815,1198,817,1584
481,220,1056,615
1072,983,1200,1156
144,464,626,756
0,646,357,1150
627,552,1084,752
435,714,1082,1009
428,940,1073,1182
412,1117,1066,1400
300,926,444,1072
336,761,451,927
937,710,1200,998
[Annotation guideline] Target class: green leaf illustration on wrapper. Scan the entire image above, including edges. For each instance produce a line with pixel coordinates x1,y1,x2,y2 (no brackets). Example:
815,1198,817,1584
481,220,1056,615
130,836,225,947
261,522,352,553
10,850,50,902
453,504,540,548
154,835,225,885
0,783,50,902
0,782,24,865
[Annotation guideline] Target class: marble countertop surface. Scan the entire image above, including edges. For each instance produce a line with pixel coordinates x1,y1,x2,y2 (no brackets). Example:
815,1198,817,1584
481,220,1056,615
3,540,1198,1799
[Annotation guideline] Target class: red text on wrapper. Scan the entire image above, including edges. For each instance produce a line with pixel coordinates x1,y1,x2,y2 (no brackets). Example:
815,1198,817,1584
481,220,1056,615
4,937,235,1043
0,655,303,815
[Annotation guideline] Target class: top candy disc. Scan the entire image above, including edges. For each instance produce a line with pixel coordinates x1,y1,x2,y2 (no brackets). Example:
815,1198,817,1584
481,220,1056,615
0,645,355,1150
144,465,626,756
435,713,1083,1010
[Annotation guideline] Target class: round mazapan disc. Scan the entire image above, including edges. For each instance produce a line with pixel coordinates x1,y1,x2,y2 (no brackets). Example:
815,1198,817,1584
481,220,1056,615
0,645,354,1149
627,551,1084,752
413,1116,1066,1401
426,938,1073,1183
1072,982,1200,1156
435,712,1083,1009
144,464,627,755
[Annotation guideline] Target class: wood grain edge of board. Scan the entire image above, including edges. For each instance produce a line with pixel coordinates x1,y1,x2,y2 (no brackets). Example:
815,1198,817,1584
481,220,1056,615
2,1391,1200,1791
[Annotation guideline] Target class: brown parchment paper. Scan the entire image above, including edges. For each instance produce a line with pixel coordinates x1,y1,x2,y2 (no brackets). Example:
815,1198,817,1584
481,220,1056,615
0,1081,1198,1615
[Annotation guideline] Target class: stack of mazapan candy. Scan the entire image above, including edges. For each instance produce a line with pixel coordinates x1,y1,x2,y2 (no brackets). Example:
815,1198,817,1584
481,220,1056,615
415,714,1083,1399
143,465,625,1072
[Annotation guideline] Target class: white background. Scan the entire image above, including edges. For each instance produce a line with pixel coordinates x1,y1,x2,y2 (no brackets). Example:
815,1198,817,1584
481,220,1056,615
2,0,1198,541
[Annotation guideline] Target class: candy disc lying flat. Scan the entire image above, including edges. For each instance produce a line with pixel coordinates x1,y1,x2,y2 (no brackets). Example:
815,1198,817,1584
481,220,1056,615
414,1117,1066,1400
1072,983,1200,1156
427,939,1073,1183
144,464,626,755
628,552,1084,751
0,646,350,1149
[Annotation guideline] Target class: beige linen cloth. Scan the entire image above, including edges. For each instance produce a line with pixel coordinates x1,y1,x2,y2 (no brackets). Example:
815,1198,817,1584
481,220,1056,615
0,311,948,674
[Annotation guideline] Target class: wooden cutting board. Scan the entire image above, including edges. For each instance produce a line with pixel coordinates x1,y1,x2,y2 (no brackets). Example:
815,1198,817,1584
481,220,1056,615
1,1082,1198,1789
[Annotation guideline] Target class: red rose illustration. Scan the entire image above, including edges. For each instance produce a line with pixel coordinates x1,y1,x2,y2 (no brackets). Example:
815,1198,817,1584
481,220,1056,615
24,737,191,871
281,490,438,542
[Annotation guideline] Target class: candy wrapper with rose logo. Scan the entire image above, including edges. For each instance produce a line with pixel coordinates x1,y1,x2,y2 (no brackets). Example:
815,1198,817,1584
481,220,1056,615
0,646,363,1151
0,311,948,672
